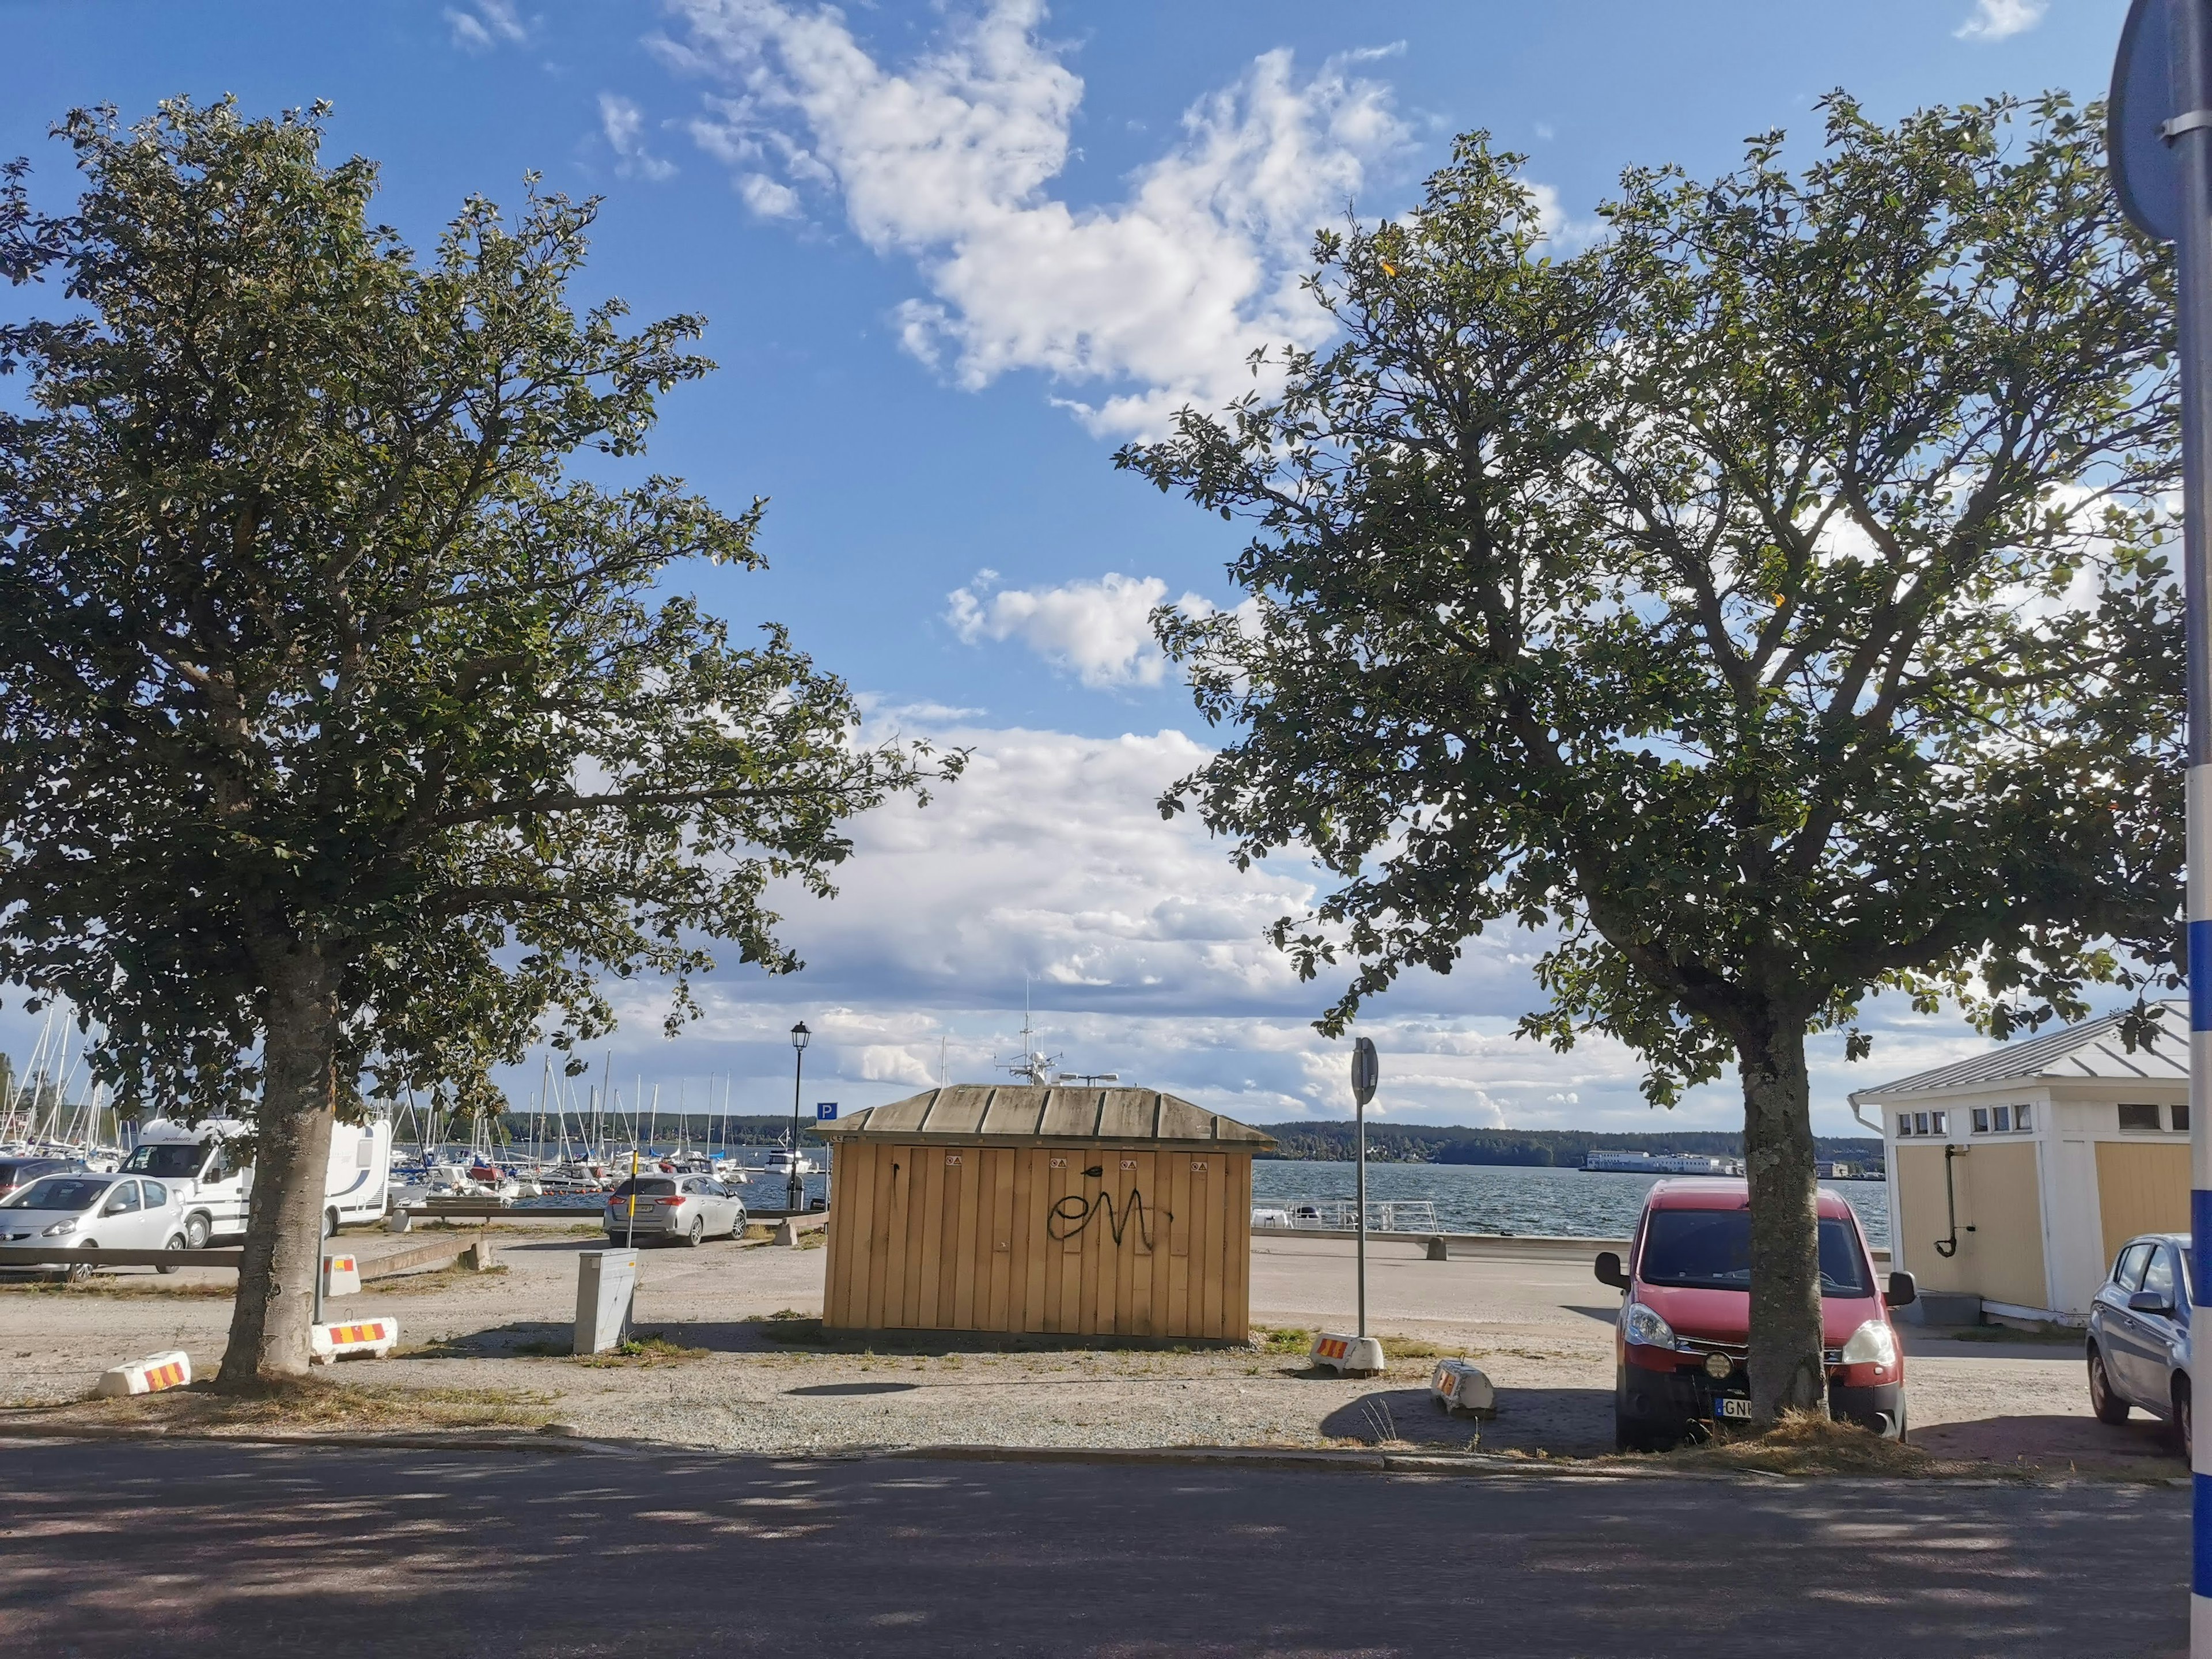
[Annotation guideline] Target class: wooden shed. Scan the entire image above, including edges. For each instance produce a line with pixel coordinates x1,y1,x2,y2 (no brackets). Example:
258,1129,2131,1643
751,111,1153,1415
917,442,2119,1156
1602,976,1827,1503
813,1085,1275,1340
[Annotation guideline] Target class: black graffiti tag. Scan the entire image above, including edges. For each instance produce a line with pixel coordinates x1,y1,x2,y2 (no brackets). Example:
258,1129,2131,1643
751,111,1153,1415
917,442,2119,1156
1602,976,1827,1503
1046,1187,1168,1251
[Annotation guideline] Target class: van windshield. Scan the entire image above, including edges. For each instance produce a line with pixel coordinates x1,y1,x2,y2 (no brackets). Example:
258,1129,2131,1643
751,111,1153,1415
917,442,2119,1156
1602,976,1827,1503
122,1144,206,1178
1639,1209,1873,1298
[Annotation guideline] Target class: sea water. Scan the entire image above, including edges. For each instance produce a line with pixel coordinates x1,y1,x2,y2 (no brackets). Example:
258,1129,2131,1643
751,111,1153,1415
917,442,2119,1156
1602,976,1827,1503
1251,1159,1889,1248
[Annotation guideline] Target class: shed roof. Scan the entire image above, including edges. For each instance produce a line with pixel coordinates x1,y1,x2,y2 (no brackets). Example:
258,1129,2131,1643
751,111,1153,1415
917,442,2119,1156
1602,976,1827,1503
1849,1002,2187,1103
812,1085,1275,1149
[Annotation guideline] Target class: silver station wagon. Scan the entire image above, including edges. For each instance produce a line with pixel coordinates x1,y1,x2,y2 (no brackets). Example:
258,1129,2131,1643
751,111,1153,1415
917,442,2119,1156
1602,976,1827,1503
2087,1230,2193,1460
602,1174,747,1247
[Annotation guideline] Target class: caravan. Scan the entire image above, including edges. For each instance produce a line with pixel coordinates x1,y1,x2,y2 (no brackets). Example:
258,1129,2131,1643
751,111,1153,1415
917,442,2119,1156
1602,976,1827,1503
118,1117,391,1247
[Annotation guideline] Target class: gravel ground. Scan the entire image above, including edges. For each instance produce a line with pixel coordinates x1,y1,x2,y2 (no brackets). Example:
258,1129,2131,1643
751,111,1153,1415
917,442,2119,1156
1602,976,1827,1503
0,1221,2176,1472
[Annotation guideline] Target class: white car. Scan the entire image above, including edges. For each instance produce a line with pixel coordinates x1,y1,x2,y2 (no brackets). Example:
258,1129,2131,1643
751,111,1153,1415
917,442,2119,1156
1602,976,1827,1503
0,1173,190,1280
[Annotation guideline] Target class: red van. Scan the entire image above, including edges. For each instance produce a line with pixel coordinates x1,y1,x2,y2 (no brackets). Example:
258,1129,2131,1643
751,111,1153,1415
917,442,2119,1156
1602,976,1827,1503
1594,1178,1916,1450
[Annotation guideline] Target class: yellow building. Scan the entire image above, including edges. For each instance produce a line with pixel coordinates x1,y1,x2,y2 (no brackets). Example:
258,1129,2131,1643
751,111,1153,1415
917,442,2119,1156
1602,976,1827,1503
1849,1005,2188,1325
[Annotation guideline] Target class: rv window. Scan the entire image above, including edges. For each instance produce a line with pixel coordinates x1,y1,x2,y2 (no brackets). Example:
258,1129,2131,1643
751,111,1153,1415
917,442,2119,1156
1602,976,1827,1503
357,1137,374,1168
122,1143,205,1179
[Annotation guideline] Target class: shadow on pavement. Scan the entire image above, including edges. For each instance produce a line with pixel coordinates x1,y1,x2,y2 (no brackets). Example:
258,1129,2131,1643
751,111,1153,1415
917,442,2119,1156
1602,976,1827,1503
1911,1411,2183,1474
1321,1383,1615,1455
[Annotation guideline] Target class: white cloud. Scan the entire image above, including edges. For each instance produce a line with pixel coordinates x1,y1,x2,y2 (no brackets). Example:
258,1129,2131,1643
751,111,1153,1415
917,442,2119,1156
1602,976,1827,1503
1528,182,1601,250
446,0,528,53
656,0,1411,435
947,570,1201,690
599,93,679,181
1955,0,2045,40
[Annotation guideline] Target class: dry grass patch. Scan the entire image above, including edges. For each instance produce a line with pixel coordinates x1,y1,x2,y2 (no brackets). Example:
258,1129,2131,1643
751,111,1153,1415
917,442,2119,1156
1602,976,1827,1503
0,1275,234,1298
362,1262,510,1294
16,1375,550,1434
1616,1411,1999,1479
574,1332,707,1368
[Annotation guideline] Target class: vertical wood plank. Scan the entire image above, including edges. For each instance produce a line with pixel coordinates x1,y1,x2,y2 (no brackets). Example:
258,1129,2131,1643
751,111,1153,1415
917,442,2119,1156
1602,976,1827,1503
846,1142,881,1329
1108,1152,1137,1336
1167,1157,1192,1334
937,1150,966,1329
823,1142,858,1327
1226,1154,1250,1342
1042,1153,1068,1332
1021,1150,1051,1332
1126,1151,1155,1336
917,1145,947,1328
1070,1150,1096,1335
952,1147,982,1329
1147,1154,1173,1340
987,1149,1016,1331
865,1143,897,1330
1199,1154,1225,1338
902,1144,930,1328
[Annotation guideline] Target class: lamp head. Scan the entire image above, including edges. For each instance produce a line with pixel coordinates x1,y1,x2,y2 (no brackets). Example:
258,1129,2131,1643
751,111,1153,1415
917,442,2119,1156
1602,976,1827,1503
791,1021,811,1051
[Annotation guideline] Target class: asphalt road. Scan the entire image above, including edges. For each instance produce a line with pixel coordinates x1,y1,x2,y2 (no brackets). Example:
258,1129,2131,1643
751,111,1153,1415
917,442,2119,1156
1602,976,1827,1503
0,1436,2186,1658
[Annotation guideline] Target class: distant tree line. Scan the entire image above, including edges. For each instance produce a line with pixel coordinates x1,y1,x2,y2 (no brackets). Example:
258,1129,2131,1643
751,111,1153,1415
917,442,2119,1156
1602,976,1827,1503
1254,1123,1881,1168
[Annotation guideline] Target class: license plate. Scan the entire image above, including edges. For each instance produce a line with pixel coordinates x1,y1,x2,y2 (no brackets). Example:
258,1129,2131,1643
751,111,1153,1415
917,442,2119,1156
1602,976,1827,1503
1716,1397,1753,1420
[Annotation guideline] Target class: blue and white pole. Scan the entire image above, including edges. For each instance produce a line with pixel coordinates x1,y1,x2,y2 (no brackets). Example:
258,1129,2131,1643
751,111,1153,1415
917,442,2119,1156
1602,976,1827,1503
2112,4,2212,1645
2168,5,2212,1649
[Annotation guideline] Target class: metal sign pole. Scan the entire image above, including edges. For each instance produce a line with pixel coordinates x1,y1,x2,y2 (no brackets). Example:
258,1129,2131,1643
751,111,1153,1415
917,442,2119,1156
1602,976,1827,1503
1351,1039,1378,1343
2111,5,2212,1645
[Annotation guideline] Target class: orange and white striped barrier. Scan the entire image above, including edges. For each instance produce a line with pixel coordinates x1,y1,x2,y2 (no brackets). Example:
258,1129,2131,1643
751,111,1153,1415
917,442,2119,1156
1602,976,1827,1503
310,1316,398,1364
322,1254,361,1298
1429,1358,1497,1418
97,1349,191,1397
1309,1331,1385,1377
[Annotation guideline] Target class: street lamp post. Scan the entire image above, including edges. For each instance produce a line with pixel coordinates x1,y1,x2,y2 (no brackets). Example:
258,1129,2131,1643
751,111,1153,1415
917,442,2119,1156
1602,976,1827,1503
788,1022,810,1213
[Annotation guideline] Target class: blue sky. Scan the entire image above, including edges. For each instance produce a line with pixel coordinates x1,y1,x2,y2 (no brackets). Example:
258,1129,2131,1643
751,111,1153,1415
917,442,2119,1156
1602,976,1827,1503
0,0,2143,1135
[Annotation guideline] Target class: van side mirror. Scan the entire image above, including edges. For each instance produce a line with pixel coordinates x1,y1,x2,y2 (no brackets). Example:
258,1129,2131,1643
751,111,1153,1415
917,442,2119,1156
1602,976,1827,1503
1884,1270,1917,1309
1594,1251,1629,1290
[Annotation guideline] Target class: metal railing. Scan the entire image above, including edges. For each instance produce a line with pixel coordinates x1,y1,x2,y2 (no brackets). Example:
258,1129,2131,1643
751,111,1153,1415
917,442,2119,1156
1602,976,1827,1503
1250,1199,1440,1234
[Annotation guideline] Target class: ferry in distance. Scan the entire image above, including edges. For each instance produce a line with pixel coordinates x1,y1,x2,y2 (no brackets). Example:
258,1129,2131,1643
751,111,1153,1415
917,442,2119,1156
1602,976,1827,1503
1581,1150,1743,1177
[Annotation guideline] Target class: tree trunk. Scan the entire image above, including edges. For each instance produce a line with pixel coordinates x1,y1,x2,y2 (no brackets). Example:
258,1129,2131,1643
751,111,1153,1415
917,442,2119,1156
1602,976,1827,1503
216,938,340,1388
1739,1017,1825,1426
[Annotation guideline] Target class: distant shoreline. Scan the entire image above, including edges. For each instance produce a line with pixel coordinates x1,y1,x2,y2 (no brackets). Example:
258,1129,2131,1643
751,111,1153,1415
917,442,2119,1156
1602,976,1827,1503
1253,1122,1880,1169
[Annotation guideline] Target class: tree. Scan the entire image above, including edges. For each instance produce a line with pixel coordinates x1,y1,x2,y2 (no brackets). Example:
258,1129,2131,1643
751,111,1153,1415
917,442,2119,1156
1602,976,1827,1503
1120,95,2180,1423
0,100,954,1383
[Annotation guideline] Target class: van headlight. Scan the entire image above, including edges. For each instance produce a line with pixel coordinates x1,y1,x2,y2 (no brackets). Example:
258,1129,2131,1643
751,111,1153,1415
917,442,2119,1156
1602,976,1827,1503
1623,1301,1677,1350
41,1219,77,1237
1839,1320,1897,1368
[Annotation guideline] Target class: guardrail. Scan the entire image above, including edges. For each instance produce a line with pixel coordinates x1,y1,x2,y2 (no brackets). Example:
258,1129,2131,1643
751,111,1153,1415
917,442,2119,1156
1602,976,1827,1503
0,1246,244,1268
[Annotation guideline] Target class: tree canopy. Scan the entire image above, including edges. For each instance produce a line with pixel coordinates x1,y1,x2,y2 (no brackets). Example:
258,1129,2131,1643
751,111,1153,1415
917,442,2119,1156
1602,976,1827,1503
0,99,952,1378
1121,94,2180,1418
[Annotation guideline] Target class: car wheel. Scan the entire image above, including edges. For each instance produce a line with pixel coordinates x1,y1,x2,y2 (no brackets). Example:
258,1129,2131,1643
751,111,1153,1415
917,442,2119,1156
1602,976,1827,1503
158,1232,188,1274
65,1249,95,1286
730,1207,745,1241
2089,1344,2131,1425
322,1208,339,1240
2175,1378,2193,1463
684,1215,705,1248
182,1213,211,1250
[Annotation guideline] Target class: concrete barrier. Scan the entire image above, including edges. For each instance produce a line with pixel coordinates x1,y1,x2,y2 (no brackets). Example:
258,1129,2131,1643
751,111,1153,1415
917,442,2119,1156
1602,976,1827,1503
310,1317,398,1363
1310,1331,1385,1377
322,1255,362,1298
96,1350,191,1397
1429,1359,1496,1418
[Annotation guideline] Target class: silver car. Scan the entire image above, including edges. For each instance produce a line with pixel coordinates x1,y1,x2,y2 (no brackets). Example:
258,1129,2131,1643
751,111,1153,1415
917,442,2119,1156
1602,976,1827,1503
603,1174,747,1247
0,1173,190,1280
2087,1230,2192,1459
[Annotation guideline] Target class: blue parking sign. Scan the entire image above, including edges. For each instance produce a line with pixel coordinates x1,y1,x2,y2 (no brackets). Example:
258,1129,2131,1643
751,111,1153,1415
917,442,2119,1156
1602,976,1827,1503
816,1102,838,1121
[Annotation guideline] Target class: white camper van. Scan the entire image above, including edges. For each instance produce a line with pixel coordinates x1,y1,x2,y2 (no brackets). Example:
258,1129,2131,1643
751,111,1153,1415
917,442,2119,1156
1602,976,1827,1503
119,1116,392,1247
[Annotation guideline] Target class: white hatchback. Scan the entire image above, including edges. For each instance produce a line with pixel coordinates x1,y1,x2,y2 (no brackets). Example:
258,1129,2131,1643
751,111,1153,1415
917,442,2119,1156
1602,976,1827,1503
0,1173,190,1280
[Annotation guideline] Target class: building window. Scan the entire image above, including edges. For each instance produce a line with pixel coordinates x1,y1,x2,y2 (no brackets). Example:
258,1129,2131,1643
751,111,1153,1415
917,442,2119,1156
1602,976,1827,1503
1971,1108,1989,1134
2175,1103,2190,1134
1914,1111,1931,1135
2013,1103,2032,1132
1993,1105,2012,1132
1930,1111,1948,1135
2119,1103,2164,1134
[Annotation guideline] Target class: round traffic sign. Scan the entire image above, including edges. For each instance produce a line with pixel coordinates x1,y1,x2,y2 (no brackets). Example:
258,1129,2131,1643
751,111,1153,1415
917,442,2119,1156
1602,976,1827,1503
1351,1037,1378,1107
2113,0,2183,243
